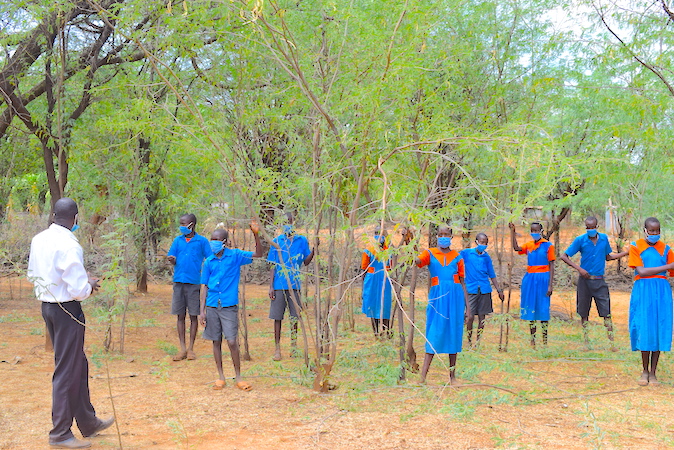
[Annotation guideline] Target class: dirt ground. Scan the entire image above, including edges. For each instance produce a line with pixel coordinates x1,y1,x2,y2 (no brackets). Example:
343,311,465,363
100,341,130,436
2,273,674,450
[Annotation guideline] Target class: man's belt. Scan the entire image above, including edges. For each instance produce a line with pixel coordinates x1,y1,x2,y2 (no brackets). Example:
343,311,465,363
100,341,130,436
586,275,604,280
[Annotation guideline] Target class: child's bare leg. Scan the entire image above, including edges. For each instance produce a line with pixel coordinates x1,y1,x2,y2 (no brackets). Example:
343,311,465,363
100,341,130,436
290,317,299,348
449,353,458,383
529,321,536,348
382,319,392,338
541,321,549,346
466,315,475,345
638,351,650,385
420,353,434,383
649,351,660,384
176,314,187,353
273,320,282,360
213,340,225,382
227,338,242,383
371,318,380,337
188,315,198,354
604,316,616,350
580,316,590,345
476,314,486,344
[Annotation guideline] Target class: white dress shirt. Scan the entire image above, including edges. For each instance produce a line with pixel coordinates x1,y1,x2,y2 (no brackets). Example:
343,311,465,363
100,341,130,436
28,223,92,303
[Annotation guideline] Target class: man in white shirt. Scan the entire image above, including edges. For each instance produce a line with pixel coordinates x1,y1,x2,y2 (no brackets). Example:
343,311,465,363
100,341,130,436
28,198,113,449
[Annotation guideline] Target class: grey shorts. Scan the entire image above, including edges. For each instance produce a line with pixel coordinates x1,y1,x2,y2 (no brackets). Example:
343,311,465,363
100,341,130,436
171,282,201,316
270,289,301,321
202,305,239,341
468,290,493,316
577,277,611,318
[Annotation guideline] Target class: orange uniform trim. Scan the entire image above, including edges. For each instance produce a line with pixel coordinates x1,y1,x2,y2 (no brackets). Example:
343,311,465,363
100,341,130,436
635,274,667,280
367,267,375,273
527,265,550,273
518,239,556,261
431,276,439,287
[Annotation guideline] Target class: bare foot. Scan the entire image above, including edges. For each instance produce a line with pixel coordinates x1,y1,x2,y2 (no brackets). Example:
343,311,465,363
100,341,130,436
172,350,187,361
186,350,197,360
649,373,660,386
449,376,461,386
609,346,618,353
272,350,282,361
637,371,649,386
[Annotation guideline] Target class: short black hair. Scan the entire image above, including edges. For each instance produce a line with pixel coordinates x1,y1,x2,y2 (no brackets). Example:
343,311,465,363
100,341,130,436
585,216,598,226
644,217,660,229
181,213,197,225
438,224,452,234
53,198,78,221
531,222,543,231
475,232,488,241
212,228,228,241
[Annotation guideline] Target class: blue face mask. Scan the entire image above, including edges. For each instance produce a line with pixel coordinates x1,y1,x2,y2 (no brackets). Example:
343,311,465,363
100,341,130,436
531,233,541,241
476,244,487,253
437,236,451,249
586,229,598,238
283,224,294,235
210,240,224,253
374,234,385,245
646,234,660,244
179,225,192,235
71,224,80,232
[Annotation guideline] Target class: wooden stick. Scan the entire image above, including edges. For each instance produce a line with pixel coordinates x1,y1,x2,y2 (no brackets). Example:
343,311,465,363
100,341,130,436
504,261,513,352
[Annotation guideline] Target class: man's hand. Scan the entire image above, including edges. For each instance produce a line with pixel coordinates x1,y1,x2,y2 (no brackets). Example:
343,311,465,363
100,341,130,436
547,288,553,297
249,221,260,235
498,290,505,302
167,255,176,264
88,277,100,292
269,286,275,300
578,267,590,279
199,313,206,327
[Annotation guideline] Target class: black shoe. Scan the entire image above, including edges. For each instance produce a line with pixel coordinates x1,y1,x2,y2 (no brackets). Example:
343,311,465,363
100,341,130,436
49,437,92,448
82,416,115,438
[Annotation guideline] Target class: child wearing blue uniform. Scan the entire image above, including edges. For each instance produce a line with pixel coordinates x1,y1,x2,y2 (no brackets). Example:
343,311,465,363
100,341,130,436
416,226,470,384
167,214,212,361
267,212,316,361
628,217,674,386
560,216,628,349
460,232,505,347
509,222,555,348
361,231,393,338
199,223,263,391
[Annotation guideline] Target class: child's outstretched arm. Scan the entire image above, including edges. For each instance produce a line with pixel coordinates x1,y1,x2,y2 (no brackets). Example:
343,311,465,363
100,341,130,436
508,223,522,252
547,260,555,297
249,221,263,257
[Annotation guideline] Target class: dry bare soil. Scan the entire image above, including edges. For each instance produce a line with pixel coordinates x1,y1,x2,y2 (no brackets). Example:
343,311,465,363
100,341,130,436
2,277,674,449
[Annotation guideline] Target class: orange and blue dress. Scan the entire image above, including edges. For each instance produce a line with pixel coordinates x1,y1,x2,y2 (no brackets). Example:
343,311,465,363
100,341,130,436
518,239,555,321
628,239,674,352
417,248,465,354
361,245,392,320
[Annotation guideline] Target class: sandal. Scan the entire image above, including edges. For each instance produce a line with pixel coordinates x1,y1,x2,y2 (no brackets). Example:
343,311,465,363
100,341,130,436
236,381,252,391
213,380,226,390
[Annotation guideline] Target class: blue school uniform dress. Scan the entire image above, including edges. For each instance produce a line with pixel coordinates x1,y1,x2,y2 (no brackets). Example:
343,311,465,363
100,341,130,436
417,248,465,354
518,239,555,321
361,245,392,320
628,239,674,352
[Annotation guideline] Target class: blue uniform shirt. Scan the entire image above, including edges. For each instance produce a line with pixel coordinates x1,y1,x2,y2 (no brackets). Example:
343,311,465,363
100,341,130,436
267,234,311,290
564,232,614,276
201,248,253,307
460,248,497,294
167,233,212,284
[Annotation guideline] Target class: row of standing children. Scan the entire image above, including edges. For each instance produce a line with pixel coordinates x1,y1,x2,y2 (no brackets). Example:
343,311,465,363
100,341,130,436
168,212,674,389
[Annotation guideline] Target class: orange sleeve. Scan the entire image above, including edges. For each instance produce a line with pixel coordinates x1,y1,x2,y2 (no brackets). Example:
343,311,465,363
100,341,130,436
360,251,371,271
668,248,674,277
457,258,465,278
628,243,642,268
417,249,431,268
517,241,530,255
547,244,556,261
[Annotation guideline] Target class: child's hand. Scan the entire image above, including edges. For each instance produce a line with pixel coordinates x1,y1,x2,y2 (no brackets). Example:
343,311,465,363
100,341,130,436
249,221,260,234
199,313,206,326
167,255,176,264
508,222,516,231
